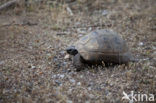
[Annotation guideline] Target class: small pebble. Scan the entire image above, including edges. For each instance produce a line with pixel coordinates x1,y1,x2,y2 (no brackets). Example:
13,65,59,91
78,34,83,37
55,80,62,86
88,87,91,91
69,79,76,84
85,101,90,103
80,75,83,78
59,74,65,78
138,42,143,46
47,45,52,49
31,66,36,69
51,74,57,78
60,51,65,55
66,100,73,103
47,53,51,57
68,88,73,94
102,10,109,16
77,82,81,86
77,28,86,34
89,94,94,99
0,61,5,65
64,54,70,59
88,27,92,31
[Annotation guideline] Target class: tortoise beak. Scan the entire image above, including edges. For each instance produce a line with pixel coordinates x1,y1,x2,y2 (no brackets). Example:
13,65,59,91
66,46,78,56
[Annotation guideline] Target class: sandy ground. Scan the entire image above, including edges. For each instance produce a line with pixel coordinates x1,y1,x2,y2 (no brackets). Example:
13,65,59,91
0,0,156,103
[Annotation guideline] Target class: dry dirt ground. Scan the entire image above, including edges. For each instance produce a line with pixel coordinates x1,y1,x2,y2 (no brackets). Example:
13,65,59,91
0,0,156,103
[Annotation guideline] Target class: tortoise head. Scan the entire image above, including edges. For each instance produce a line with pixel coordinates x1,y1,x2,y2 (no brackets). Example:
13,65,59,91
66,46,78,56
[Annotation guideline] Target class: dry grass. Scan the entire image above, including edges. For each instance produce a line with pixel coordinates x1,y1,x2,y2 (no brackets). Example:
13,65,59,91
0,0,156,103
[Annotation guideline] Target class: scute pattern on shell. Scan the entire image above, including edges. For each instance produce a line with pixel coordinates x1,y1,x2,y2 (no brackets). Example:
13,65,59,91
74,29,132,63
75,29,128,53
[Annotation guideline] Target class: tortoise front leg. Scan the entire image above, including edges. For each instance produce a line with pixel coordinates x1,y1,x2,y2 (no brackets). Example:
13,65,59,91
73,53,84,71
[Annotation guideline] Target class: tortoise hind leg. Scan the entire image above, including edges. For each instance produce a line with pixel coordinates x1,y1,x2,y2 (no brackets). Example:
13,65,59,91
73,53,84,71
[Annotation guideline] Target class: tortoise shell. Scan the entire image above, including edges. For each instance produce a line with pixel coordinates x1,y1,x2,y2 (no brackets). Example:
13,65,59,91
74,29,133,63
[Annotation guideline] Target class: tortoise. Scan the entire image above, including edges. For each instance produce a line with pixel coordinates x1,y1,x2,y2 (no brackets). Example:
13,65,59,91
66,29,136,69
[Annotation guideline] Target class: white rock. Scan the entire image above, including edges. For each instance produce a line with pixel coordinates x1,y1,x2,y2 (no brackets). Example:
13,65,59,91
138,42,143,46
59,74,65,78
66,100,73,103
102,10,109,16
78,34,83,37
77,82,81,86
88,87,91,91
69,79,75,84
47,45,52,49
85,101,90,103
31,65,36,69
68,88,73,93
80,75,83,78
47,53,51,57
64,54,70,59
77,28,86,34
88,27,92,31
0,61,5,65
51,74,57,78
89,94,94,99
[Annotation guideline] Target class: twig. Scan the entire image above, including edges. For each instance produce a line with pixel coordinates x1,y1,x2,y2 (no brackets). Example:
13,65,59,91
0,0,18,11
68,23,112,29
0,22,37,27
66,6,73,16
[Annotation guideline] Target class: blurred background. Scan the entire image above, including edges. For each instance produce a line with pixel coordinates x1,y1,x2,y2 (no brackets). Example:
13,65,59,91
0,0,156,103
